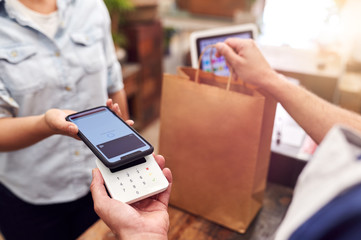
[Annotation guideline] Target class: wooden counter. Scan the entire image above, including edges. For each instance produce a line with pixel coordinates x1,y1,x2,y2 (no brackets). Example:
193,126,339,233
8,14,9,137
78,183,292,240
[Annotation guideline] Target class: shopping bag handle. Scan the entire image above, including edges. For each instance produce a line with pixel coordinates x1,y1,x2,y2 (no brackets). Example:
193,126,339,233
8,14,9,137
195,45,232,91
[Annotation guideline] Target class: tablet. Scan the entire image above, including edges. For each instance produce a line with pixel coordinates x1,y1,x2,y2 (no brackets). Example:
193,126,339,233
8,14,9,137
190,24,257,76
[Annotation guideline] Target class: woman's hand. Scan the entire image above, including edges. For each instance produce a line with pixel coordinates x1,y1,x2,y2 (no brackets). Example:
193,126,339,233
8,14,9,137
43,98,134,141
44,109,79,138
106,98,134,126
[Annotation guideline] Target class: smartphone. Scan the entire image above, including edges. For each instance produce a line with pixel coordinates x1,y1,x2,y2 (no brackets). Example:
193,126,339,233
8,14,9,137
66,106,153,170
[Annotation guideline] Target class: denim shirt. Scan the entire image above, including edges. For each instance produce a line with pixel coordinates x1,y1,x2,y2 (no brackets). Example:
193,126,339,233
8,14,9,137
0,0,124,204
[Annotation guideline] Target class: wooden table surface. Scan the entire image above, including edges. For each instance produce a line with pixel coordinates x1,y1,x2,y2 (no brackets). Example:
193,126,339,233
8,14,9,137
78,183,292,240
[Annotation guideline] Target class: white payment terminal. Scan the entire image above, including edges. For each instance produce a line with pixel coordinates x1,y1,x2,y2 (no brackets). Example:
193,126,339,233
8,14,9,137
96,155,169,204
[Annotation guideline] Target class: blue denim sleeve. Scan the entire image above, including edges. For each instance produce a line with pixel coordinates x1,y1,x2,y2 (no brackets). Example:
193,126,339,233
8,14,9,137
107,56,123,95
99,0,124,94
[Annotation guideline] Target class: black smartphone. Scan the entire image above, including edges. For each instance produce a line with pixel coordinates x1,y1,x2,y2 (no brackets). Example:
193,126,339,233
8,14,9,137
66,106,153,170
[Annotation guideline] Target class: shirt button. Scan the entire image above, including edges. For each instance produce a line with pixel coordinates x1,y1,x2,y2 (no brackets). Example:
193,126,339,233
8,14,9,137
74,151,80,156
11,50,18,57
55,51,61,57
65,86,72,91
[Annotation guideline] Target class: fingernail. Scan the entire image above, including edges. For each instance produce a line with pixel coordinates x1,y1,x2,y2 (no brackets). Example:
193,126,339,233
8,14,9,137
68,125,76,134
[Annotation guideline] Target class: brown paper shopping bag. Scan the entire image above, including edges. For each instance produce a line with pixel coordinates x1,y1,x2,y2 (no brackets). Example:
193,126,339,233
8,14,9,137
159,48,277,233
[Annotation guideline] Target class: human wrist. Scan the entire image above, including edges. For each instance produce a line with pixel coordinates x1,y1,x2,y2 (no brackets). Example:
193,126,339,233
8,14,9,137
31,114,56,139
257,69,279,89
118,231,168,240
258,69,289,99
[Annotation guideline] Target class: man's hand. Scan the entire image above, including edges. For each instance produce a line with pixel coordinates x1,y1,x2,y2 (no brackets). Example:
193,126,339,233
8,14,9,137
90,155,172,240
215,38,278,88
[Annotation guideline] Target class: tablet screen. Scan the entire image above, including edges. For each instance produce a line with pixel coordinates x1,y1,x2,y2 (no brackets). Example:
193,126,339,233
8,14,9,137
197,31,253,76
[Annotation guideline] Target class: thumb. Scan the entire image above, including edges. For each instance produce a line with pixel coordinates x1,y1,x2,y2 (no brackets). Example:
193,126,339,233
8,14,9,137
90,168,107,200
90,168,131,223
67,123,78,135
90,168,113,216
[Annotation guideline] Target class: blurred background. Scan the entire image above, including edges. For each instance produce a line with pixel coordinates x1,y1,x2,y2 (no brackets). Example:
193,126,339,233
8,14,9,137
107,0,361,182
109,0,361,132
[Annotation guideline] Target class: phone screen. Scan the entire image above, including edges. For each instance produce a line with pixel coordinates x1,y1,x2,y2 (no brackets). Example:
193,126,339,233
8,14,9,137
67,106,153,168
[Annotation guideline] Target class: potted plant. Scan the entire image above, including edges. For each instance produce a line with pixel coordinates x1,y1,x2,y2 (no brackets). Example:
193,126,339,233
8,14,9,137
104,0,134,61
